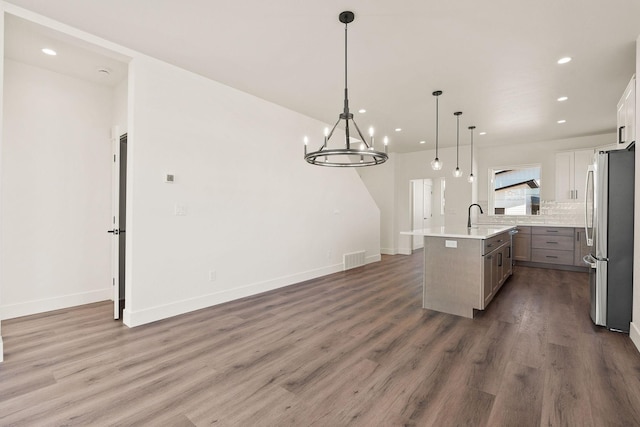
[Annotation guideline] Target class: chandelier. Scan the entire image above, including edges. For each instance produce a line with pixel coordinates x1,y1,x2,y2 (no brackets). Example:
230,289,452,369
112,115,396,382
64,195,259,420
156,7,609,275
304,11,388,167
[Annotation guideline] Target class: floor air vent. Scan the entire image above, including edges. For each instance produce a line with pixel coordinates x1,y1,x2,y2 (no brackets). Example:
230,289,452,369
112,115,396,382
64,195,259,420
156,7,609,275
343,250,366,271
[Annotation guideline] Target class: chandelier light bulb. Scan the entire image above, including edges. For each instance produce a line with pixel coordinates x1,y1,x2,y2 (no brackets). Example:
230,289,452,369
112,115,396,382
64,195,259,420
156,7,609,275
431,158,442,171
384,136,389,146
453,167,463,178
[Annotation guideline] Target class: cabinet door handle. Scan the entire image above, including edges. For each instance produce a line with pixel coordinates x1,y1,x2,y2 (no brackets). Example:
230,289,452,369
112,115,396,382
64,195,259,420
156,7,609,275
619,126,625,144
507,247,511,258
546,241,559,244
498,253,503,267
546,230,558,233
546,255,558,259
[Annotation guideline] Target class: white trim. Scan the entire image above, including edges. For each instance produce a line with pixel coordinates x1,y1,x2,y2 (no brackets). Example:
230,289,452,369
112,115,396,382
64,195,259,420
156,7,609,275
397,247,412,255
630,322,640,354
1,289,111,320
381,248,397,255
0,337,3,362
124,256,382,327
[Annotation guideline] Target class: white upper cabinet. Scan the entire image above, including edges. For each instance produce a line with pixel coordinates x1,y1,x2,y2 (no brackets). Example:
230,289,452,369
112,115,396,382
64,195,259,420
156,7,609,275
617,75,636,149
555,149,595,202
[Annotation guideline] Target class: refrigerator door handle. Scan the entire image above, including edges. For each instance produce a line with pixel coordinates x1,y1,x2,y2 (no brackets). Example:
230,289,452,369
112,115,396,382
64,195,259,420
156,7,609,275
584,166,595,247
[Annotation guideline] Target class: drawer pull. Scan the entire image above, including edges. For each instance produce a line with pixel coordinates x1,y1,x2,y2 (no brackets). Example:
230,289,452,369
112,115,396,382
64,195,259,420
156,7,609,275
546,241,558,244
546,255,558,259
546,230,558,233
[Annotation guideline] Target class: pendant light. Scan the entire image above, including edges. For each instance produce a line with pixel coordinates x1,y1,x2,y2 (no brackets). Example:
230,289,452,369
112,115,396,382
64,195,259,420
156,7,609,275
303,11,388,167
467,126,476,183
430,90,443,170
453,111,463,178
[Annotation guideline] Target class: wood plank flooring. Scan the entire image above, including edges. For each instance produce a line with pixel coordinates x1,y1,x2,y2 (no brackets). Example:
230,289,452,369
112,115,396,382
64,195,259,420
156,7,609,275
1,251,640,426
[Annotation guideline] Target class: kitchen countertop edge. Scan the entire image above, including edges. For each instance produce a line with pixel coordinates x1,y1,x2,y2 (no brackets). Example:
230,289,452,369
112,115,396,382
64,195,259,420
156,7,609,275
401,225,515,240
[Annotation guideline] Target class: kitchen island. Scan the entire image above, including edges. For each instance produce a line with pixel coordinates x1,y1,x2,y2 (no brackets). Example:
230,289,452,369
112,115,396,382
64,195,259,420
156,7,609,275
402,225,515,318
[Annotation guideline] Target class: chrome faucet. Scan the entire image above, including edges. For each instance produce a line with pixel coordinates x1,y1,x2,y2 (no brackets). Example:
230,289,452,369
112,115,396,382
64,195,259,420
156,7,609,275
467,204,484,228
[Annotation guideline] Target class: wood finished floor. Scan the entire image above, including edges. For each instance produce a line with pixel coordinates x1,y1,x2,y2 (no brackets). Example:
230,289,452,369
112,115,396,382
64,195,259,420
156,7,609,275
2,251,640,426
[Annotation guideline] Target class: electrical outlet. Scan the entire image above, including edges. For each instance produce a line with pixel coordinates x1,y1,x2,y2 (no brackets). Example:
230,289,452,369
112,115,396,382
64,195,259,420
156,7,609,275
208,270,217,281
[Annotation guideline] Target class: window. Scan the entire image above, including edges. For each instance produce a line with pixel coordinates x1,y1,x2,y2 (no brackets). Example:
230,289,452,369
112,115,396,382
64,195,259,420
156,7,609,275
489,165,541,215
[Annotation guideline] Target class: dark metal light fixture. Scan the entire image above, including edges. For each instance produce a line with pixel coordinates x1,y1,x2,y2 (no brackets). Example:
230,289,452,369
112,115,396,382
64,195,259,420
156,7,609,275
430,90,443,171
304,11,388,167
467,125,476,183
453,111,463,178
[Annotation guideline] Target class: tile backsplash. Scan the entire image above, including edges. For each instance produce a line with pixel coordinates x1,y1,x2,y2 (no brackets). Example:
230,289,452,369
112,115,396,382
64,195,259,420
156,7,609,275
476,200,585,226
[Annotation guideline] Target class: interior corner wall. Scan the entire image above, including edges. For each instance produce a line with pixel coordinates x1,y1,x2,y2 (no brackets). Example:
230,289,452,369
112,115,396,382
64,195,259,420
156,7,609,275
475,133,615,205
123,55,381,327
393,147,473,254
0,59,114,319
0,5,5,362
357,155,396,254
631,33,640,353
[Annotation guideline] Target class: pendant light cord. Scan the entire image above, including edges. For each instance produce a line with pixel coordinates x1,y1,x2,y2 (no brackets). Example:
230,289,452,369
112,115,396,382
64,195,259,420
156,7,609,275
456,114,459,167
435,96,439,157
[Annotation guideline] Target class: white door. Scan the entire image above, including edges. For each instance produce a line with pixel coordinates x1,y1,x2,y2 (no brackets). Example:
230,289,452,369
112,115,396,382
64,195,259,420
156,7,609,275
411,179,433,250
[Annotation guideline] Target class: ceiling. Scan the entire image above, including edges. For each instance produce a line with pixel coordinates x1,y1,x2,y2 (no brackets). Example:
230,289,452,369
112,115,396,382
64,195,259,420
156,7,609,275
4,0,640,153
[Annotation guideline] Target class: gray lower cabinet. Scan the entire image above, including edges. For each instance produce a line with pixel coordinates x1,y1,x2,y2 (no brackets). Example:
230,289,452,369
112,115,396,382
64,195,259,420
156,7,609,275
514,226,588,270
482,231,512,308
574,228,590,267
513,226,531,261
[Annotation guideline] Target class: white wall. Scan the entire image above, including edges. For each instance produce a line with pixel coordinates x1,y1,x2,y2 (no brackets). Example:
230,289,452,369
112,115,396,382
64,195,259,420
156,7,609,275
357,155,396,254
360,146,473,255
0,59,114,319
0,6,4,361
123,55,381,326
476,133,615,205
631,34,640,353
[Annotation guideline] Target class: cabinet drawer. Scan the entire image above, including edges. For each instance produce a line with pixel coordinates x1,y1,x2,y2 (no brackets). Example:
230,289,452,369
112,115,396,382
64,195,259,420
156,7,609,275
531,235,574,251
483,232,510,255
515,226,531,235
531,248,574,265
531,227,574,236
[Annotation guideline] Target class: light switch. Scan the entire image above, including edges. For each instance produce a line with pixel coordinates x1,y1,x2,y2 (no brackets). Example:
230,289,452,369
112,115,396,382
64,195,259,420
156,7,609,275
445,240,458,248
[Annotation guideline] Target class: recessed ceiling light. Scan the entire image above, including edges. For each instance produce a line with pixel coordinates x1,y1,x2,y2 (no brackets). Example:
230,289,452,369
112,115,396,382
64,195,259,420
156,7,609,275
395,128,402,132
358,109,366,113
557,57,572,64
557,119,566,124
479,132,487,135
557,96,568,102
41,48,57,56
419,140,426,144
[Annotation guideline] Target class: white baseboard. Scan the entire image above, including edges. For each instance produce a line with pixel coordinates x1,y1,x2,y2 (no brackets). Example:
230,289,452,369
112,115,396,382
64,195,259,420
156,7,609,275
630,322,640,354
1,288,111,320
397,247,412,255
125,254,385,328
365,254,382,264
381,248,397,255
124,262,346,327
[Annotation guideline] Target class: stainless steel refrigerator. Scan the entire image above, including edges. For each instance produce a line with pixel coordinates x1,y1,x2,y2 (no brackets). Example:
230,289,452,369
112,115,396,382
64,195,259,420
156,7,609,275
584,147,635,333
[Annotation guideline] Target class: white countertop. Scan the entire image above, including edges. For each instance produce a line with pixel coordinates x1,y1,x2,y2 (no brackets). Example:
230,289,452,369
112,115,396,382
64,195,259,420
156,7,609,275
476,222,584,228
401,225,515,240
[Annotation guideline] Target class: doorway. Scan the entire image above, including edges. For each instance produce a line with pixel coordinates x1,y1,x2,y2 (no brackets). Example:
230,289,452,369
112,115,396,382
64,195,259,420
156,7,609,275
110,134,127,319
410,178,446,250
